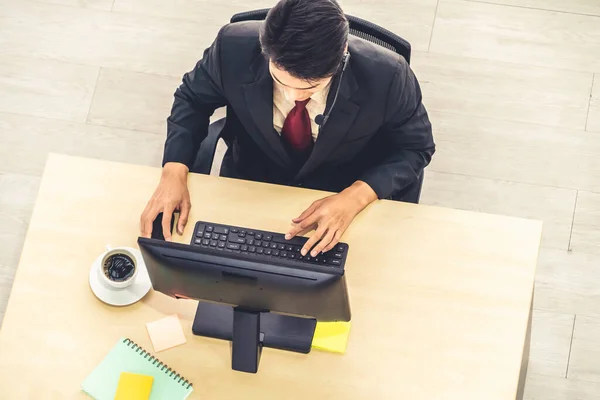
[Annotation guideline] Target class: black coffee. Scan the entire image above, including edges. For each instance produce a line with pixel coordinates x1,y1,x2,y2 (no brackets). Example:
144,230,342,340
103,253,136,282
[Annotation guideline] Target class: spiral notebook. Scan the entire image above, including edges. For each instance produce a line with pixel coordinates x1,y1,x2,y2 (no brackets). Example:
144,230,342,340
82,338,193,400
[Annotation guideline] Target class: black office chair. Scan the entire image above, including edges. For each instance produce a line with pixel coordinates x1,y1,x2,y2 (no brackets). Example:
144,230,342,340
195,9,424,203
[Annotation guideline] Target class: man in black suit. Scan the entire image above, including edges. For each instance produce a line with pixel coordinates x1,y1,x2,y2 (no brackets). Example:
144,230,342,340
141,0,435,257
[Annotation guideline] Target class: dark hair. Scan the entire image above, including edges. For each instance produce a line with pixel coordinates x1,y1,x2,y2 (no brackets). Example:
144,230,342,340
260,0,349,81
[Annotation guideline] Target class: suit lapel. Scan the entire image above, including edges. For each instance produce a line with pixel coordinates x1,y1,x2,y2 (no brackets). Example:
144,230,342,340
242,55,292,167
295,64,360,180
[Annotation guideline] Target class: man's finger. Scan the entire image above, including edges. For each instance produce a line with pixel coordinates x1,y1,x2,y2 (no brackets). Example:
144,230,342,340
162,207,174,241
292,202,318,223
178,200,191,235
288,224,316,239
311,228,335,257
286,214,320,239
322,230,342,253
140,208,155,238
301,227,327,256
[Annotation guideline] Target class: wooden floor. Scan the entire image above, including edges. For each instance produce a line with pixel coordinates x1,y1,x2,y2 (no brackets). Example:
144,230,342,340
0,0,599,398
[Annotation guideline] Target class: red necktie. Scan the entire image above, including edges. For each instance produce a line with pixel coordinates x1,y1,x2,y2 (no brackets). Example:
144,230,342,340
281,99,313,153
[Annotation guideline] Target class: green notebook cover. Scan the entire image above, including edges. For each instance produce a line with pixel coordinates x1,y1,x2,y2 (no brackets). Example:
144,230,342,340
82,338,193,400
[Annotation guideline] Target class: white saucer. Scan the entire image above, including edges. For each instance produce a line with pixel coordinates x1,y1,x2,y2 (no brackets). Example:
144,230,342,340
89,247,152,306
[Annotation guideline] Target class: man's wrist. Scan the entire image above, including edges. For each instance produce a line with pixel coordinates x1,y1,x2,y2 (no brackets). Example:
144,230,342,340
344,180,378,210
162,162,189,182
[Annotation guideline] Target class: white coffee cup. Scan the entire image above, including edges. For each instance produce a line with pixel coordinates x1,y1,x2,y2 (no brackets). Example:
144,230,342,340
100,246,138,289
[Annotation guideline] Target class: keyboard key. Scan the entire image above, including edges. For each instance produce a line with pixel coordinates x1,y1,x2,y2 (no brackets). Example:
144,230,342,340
247,239,254,246
233,237,245,244
330,259,341,266
265,235,273,241
210,240,218,247
231,228,239,233
226,243,240,250
256,248,264,254
294,246,302,253
214,227,229,235
265,249,272,255
320,258,328,264
202,239,210,246
270,243,278,249
255,234,263,240
206,226,214,232
262,242,270,248
286,245,293,251
218,241,226,248
248,231,255,236
333,253,343,258
273,250,280,256
241,245,248,252
289,253,296,259
194,238,202,245
281,251,287,258
220,235,227,241
204,233,212,239
239,233,246,238
195,230,204,237
278,244,285,250
249,246,256,253
211,233,219,240
336,244,344,252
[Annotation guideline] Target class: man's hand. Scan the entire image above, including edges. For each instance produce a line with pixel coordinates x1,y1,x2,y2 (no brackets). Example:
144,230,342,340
286,181,378,256
140,162,191,241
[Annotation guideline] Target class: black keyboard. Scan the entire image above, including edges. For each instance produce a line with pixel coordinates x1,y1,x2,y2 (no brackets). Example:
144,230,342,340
191,221,349,273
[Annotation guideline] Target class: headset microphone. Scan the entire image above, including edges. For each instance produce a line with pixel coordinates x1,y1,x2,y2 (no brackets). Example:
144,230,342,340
315,51,351,133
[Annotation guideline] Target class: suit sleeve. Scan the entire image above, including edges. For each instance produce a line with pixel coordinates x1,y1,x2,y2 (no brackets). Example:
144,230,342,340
162,27,229,168
358,61,435,199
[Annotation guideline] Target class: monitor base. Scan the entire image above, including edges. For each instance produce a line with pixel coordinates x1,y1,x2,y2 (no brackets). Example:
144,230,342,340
192,301,317,373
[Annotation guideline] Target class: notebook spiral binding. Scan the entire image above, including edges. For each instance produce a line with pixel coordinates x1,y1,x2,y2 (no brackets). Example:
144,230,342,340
123,338,193,390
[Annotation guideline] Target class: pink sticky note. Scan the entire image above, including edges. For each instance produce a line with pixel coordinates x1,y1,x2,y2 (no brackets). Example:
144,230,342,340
146,314,187,352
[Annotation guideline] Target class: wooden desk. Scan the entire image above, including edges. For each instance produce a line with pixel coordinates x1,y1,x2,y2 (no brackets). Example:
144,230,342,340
0,154,541,399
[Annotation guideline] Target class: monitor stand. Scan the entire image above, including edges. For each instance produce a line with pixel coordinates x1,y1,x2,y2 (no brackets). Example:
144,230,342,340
192,302,317,373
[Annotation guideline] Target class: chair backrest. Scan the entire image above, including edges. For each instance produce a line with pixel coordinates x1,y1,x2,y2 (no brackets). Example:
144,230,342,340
230,9,411,64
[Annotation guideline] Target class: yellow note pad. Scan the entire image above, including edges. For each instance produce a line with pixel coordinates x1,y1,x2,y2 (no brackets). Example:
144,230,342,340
114,372,153,400
311,321,351,354
146,314,187,352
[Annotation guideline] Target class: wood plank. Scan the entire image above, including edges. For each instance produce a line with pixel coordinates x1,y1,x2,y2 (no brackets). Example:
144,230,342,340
587,74,600,133
0,1,220,77
570,191,600,255
0,112,164,176
87,68,180,134
412,51,592,130
535,248,600,318
427,111,600,193
430,0,600,73
0,54,98,122
468,0,600,17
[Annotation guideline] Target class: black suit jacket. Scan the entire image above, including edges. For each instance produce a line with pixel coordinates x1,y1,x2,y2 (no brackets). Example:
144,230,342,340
163,21,435,200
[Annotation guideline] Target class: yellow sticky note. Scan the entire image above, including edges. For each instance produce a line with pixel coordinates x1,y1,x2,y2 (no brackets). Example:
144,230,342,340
114,372,153,400
146,314,187,352
311,321,351,354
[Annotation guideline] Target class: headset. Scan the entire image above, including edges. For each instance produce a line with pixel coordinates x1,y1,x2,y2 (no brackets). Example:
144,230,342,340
314,51,351,133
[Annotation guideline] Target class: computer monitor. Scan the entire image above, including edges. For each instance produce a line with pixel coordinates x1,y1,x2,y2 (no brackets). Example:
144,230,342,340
137,237,351,373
